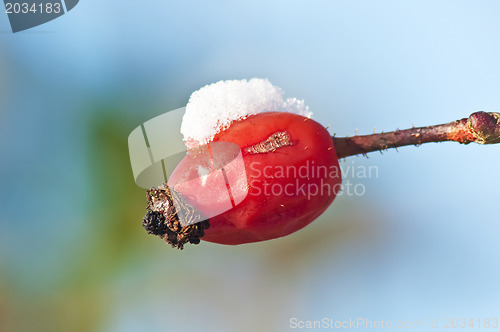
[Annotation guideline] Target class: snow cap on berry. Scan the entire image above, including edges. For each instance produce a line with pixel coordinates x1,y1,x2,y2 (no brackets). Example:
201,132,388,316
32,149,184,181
181,78,312,148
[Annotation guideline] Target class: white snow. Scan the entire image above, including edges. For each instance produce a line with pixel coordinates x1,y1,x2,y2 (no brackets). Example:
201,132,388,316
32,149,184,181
181,78,312,148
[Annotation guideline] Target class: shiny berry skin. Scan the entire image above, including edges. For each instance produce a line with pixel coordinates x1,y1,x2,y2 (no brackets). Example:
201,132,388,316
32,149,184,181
168,112,341,245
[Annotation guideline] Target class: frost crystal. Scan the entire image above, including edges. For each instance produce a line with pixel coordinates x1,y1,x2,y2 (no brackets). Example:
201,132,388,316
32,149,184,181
181,78,312,147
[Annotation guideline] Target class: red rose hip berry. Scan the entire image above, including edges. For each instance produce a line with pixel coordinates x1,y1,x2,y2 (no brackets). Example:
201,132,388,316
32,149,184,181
168,112,342,245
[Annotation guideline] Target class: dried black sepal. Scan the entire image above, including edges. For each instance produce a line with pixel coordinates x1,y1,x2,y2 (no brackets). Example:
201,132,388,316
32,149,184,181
142,210,168,236
144,185,210,250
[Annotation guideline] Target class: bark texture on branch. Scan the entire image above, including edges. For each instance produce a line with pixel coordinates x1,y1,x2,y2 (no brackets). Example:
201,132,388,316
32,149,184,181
332,112,500,159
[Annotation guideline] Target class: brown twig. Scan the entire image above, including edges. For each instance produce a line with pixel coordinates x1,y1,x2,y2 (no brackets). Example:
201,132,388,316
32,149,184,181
332,112,500,159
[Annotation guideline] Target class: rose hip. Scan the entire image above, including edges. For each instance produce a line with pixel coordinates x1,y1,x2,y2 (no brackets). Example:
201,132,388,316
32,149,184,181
168,112,342,245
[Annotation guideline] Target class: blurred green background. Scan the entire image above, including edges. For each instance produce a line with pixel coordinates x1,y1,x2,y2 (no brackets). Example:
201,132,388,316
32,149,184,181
1,1,499,331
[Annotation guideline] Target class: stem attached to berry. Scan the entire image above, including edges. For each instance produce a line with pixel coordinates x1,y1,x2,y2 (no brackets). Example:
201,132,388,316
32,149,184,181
332,112,500,159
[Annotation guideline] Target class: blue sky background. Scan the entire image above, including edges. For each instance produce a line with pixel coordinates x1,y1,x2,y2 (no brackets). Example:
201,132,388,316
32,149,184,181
1,1,499,331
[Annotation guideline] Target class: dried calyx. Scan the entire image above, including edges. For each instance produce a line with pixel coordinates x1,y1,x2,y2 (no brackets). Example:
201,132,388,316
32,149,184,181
143,185,210,249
